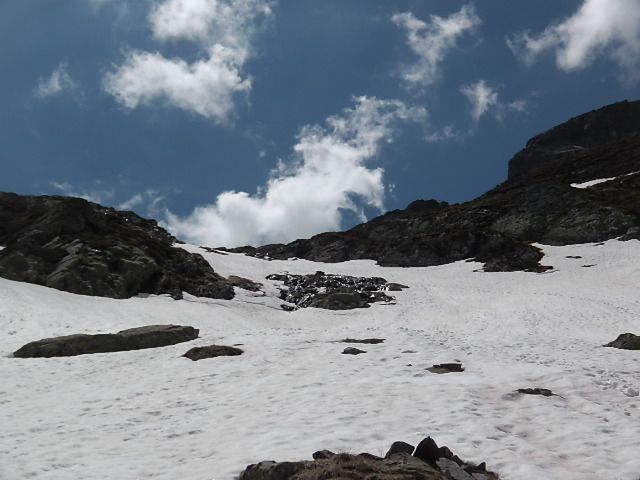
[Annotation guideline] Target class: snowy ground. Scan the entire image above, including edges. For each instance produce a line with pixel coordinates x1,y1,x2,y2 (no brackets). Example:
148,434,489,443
1,240,639,480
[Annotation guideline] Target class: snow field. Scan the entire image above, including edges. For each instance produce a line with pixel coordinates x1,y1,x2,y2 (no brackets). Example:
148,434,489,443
1,240,639,480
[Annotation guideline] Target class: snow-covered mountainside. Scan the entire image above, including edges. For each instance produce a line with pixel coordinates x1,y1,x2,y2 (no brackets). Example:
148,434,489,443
2,240,639,479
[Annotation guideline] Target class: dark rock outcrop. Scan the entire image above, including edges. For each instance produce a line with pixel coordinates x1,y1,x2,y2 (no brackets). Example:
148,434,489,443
516,388,556,397
0,193,234,300
231,100,640,271
239,437,499,480
227,275,263,292
427,363,465,374
13,325,199,358
385,441,416,458
266,272,398,310
340,338,385,344
604,333,640,350
183,345,244,361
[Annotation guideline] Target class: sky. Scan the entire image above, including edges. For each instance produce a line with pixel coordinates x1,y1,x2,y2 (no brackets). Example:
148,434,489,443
1,0,640,247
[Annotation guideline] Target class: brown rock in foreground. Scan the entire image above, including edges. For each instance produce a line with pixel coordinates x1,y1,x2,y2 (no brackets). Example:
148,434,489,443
13,325,199,358
239,437,499,480
183,345,243,361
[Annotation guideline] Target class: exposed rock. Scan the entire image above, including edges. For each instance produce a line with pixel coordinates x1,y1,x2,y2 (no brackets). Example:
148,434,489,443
239,438,500,479
13,325,199,358
235,101,640,272
385,441,415,458
386,282,409,291
227,275,263,292
311,450,335,460
266,272,395,310
340,338,385,344
427,363,465,374
516,388,556,397
182,345,243,361
308,291,370,310
0,193,234,300
342,347,366,355
604,332,640,350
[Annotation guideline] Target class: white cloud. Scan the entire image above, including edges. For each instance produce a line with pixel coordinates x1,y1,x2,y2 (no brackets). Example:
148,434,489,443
507,0,640,80
425,125,460,143
460,80,528,123
118,189,166,216
49,181,114,205
165,96,426,247
34,64,78,99
104,0,272,122
392,5,481,89
460,80,498,122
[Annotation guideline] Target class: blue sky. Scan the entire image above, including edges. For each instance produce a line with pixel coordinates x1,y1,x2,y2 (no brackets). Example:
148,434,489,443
1,0,639,247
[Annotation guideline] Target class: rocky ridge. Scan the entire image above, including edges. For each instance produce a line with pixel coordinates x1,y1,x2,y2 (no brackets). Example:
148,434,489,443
229,100,640,271
0,193,234,300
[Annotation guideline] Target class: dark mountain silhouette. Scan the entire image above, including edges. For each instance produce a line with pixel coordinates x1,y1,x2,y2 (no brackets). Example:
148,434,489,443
229,100,640,271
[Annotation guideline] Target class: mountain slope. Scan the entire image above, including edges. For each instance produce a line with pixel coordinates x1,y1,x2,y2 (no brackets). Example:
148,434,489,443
0,193,234,299
237,100,640,270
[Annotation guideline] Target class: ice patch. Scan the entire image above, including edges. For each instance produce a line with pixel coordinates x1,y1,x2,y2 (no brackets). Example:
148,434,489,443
570,171,640,189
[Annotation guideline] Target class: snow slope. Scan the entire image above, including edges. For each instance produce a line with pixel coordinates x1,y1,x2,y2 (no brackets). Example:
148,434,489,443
1,240,639,480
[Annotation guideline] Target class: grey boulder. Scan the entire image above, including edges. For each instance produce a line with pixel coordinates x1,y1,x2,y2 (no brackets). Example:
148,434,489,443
13,325,199,358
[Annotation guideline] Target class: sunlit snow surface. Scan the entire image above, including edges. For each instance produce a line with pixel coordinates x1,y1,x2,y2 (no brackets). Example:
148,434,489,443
2,240,640,480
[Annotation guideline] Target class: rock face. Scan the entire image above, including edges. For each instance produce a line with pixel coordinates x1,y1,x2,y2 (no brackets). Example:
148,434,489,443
231,100,640,271
604,333,640,350
183,345,244,361
13,325,199,358
0,193,234,300
239,437,499,480
266,271,401,310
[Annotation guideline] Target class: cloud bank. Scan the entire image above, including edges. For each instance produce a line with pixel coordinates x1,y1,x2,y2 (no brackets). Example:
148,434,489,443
392,5,481,89
104,0,272,122
34,63,78,99
507,0,640,80
165,96,426,247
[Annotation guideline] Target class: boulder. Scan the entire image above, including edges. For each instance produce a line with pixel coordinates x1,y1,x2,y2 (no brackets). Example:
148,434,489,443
13,325,199,358
385,441,415,458
342,347,366,355
516,388,556,397
427,363,465,374
183,345,243,361
604,333,640,350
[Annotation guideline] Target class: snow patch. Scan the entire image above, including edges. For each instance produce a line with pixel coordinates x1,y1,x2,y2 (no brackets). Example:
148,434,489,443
570,170,640,189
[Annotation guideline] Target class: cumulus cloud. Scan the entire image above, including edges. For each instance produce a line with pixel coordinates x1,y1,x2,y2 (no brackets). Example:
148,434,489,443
104,0,272,122
392,5,481,89
34,63,78,99
507,0,640,80
165,96,426,247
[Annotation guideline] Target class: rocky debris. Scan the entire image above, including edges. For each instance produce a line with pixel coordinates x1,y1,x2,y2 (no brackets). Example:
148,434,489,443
516,388,556,397
13,325,199,358
386,282,409,291
227,275,263,292
232,101,640,272
340,338,385,344
427,363,465,374
266,271,397,310
183,345,243,361
280,304,298,312
604,332,640,350
342,347,366,355
239,437,499,480
0,193,234,300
